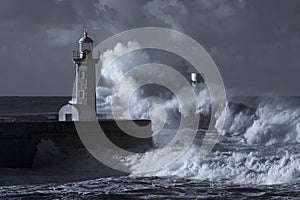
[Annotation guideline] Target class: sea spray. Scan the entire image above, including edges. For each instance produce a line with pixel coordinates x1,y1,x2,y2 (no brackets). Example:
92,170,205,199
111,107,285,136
244,97,300,145
95,41,300,186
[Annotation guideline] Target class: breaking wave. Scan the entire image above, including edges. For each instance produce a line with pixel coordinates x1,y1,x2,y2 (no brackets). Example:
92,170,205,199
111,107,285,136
125,96,300,185
95,41,300,185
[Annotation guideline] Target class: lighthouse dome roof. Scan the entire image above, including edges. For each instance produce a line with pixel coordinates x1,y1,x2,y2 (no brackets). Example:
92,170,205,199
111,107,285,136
78,31,93,44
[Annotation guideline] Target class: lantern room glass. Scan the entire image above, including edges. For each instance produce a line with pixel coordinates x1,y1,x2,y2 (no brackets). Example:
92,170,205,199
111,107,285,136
79,42,93,52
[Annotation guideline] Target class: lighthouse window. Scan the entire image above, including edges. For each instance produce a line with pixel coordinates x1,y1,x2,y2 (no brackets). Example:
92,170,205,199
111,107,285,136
79,90,85,99
80,71,86,79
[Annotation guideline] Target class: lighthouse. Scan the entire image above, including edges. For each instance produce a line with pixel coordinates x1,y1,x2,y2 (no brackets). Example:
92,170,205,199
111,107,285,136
59,29,100,121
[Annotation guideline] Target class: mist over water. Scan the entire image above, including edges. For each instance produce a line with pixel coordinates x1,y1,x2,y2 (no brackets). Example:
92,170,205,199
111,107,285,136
95,41,300,186
124,96,300,186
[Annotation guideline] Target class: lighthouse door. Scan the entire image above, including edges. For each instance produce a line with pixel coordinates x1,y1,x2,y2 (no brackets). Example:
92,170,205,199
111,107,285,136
65,114,73,121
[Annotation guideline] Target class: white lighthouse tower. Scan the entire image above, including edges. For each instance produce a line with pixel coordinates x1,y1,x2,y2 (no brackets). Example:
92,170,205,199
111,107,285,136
59,29,100,121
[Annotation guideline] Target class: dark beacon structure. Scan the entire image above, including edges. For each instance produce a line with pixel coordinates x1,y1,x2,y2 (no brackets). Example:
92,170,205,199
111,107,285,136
0,30,153,170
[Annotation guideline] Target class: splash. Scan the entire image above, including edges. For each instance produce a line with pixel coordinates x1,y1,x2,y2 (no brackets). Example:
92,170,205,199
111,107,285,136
96,41,300,185
132,144,300,185
244,97,300,145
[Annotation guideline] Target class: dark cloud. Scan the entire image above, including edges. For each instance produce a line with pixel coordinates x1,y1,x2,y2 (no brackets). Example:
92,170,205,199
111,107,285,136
0,0,299,96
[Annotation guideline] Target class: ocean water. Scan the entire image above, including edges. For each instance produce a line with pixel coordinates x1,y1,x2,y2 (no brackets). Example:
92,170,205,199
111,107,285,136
1,143,300,200
2,95,300,199
1,176,299,199
1,129,300,199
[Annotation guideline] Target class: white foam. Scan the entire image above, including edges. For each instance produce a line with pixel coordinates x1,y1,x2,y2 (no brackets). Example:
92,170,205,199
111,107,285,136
126,141,300,185
96,41,300,186
244,97,300,145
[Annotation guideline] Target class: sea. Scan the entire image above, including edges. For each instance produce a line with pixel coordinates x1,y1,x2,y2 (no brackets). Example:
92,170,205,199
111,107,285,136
1,96,300,199
0,136,299,199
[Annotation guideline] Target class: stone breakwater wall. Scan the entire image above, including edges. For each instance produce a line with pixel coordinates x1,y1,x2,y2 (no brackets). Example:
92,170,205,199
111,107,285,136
0,120,153,168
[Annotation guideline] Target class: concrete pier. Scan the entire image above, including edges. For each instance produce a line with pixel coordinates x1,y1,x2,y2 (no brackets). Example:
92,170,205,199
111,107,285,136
0,120,153,168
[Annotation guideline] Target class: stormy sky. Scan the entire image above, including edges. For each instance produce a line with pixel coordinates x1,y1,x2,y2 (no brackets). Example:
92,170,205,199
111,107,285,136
0,0,299,96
